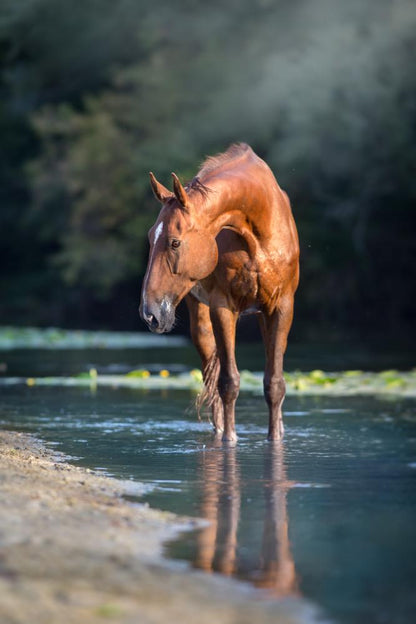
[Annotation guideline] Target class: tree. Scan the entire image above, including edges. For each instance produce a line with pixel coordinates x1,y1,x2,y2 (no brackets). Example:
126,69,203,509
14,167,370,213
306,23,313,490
1,0,416,336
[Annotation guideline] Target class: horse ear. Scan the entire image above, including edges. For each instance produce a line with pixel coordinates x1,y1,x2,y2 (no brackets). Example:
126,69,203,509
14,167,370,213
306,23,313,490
149,172,173,203
171,172,189,209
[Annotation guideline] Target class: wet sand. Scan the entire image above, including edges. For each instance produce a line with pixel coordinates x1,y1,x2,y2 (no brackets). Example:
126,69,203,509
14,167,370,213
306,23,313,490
0,430,320,624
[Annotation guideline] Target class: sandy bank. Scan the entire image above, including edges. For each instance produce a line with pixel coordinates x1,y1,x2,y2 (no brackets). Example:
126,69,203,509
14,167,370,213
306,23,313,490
0,430,321,624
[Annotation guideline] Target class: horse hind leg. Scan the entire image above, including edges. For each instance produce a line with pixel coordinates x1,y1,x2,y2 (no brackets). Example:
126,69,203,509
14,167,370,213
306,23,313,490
259,296,295,441
197,350,224,434
264,370,286,440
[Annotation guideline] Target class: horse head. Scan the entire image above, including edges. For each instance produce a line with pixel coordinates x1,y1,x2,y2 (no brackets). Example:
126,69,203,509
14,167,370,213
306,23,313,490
140,172,218,333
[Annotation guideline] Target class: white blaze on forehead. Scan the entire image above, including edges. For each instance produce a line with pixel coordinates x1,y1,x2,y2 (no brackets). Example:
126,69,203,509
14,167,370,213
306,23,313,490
154,222,163,244
142,220,164,311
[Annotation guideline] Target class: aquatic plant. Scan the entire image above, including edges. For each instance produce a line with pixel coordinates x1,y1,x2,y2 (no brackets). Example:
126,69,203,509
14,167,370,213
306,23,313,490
6,368,415,398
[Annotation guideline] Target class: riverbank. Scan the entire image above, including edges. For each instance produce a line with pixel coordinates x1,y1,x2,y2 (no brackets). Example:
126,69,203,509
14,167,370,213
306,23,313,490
0,430,320,624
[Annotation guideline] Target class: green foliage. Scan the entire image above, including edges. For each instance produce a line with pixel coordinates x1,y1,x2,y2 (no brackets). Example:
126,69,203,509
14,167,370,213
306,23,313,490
0,0,415,336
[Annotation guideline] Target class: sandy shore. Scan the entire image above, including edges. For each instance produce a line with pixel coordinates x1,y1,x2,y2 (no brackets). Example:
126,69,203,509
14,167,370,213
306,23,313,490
0,430,322,624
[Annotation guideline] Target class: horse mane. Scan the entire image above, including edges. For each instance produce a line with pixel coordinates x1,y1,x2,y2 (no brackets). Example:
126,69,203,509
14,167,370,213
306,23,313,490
185,176,211,199
197,142,252,178
184,143,252,199
166,144,252,203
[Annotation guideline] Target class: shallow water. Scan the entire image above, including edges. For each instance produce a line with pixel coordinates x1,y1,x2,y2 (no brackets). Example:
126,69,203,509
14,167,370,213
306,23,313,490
1,382,416,624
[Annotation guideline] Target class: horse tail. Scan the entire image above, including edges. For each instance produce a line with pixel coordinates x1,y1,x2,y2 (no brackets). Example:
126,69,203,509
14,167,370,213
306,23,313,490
196,349,220,420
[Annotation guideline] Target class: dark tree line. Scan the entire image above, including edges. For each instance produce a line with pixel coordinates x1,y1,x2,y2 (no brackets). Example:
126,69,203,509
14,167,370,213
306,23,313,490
1,0,415,342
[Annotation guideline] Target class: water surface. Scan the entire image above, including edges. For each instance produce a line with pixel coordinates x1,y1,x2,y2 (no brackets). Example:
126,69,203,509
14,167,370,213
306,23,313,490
1,383,415,624
3,335,415,377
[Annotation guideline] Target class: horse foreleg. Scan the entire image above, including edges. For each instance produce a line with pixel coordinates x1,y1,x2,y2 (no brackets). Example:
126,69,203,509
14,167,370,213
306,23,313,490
185,294,224,434
259,296,295,441
209,303,239,444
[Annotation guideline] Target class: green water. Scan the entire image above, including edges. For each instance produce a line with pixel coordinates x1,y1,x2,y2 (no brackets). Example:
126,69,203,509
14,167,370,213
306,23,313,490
1,380,415,624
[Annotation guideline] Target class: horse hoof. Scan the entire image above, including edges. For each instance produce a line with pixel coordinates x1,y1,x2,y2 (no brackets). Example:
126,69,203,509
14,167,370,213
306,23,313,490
267,431,283,442
222,433,238,446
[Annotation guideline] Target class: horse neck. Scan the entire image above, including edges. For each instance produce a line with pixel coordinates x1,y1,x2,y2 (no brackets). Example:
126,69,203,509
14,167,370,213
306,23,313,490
194,176,268,248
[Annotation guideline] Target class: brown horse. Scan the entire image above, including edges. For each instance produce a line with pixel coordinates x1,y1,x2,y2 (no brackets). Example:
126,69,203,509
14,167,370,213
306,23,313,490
140,144,299,442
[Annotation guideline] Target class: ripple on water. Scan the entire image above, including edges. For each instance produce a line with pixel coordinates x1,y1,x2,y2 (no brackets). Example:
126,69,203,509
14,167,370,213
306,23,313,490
1,387,416,624
292,482,331,488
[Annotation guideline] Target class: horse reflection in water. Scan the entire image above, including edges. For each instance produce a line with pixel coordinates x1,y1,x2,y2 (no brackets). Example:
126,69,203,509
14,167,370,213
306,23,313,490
195,445,241,576
194,444,298,597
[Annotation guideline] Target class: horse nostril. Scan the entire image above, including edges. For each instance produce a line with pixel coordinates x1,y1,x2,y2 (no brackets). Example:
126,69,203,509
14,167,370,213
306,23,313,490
149,315,159,330
141,303,165,332
144,312,159,331
142,305,156,327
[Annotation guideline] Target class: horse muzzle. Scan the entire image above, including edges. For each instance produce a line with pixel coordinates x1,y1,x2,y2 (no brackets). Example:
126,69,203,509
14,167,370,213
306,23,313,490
140,297,175,334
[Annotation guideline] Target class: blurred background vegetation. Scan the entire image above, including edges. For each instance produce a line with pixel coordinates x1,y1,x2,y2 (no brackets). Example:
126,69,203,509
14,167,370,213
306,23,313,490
0,0,415,345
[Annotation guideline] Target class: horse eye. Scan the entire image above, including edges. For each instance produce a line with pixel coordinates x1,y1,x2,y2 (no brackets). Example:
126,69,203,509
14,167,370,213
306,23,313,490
171,239,181,249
